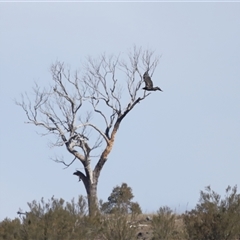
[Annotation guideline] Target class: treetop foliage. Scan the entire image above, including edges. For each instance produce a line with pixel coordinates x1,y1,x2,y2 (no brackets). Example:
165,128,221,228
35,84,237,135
100,183,142,215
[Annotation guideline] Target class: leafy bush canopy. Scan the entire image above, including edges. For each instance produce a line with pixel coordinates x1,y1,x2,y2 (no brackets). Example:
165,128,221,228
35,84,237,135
183,185,240,240
100,182,142,215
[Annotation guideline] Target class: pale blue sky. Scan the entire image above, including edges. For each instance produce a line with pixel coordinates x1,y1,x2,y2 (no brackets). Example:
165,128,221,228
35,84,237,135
0,2,240,220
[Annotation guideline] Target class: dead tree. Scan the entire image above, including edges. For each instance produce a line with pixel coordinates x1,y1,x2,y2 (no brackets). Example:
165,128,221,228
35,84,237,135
16,47,160,216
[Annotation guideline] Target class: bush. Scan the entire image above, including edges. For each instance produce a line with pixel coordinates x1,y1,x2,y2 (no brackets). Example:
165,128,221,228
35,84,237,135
12,196,92,240
0,218,21,240
151,206,187,240
99,212,137,240
183,185,240,240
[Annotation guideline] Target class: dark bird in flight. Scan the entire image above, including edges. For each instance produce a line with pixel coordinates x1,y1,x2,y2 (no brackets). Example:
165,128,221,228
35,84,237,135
143,71,163,91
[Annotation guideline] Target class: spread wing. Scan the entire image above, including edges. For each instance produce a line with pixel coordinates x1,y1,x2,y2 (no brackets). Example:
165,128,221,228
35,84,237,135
143,71,153,88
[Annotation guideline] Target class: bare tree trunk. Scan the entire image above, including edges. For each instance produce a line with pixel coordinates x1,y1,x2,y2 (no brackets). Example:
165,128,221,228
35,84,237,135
86,180,99,217
74,169,99,216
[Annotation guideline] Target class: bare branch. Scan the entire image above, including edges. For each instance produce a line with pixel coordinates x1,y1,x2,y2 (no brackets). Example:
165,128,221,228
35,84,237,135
52,156,77,169
76,122,109,144
73,170,87,184
90,98,109,127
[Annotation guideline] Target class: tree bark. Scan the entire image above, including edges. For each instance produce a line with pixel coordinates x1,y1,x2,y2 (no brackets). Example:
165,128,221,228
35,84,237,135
86,176,99,217
73,169,99,216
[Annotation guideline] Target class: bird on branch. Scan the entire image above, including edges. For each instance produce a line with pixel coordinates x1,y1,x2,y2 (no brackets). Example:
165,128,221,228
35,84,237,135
143,71,163,92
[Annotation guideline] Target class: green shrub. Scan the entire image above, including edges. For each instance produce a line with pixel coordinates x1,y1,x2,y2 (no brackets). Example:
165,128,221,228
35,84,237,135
183,185,240,240
99,212,137,240
100,183,142,215
151,206,187,240
0,218,21,240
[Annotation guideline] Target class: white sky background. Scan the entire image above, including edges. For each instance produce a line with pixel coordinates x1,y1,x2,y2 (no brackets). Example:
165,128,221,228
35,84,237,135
0,2,240,220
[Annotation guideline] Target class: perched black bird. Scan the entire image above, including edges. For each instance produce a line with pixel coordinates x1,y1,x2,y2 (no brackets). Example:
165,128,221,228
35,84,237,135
143,71,163,91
